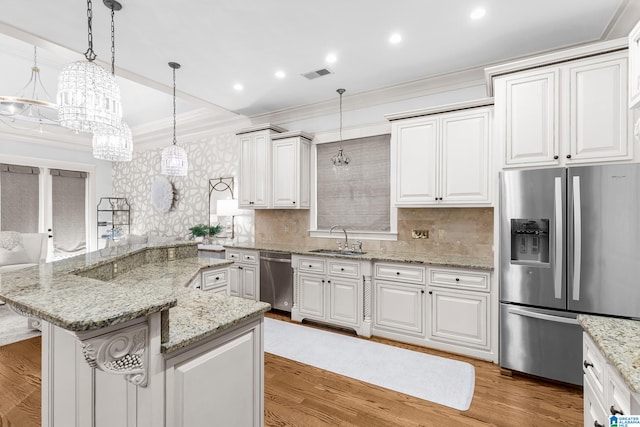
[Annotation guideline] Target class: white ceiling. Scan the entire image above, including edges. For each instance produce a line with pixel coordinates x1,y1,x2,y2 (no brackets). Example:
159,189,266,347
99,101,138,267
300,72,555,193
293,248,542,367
0,0,638,133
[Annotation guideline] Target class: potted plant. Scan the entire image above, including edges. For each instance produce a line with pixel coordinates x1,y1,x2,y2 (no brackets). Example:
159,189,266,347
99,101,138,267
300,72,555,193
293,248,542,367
188,224,222,243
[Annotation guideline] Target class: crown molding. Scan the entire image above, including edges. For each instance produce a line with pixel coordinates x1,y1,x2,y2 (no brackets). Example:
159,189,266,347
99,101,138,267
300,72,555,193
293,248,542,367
0,124,92,151
248,67,486,126
601,0,640,40
384,98,494,122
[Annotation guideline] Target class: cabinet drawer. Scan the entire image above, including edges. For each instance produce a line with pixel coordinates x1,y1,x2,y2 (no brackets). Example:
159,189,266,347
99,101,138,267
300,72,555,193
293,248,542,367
241,252,258,264
429,268,489,292
298,257,326,274
202,269,228,291
374,263,426,284
226,250,241,261
328,260,360,278
583,332,606,397
607,365,631,417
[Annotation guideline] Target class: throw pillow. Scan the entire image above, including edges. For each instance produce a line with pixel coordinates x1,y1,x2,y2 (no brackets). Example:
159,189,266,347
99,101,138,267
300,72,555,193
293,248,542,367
0,231,23,250
0,246,32,267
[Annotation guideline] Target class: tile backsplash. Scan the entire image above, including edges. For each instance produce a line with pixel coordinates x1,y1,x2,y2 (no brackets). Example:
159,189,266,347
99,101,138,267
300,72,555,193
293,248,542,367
255,207,493,260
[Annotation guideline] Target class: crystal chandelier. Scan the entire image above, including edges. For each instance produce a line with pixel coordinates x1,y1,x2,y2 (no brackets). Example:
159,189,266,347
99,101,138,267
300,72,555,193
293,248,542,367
92,0,132,162
331,88,351,168
161,62,188,176
57,0,122,133
0,46,59,131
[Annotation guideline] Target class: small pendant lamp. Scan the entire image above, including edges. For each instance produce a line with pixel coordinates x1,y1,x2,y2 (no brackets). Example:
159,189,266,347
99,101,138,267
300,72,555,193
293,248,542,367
331,88,351,168
161,62,188,176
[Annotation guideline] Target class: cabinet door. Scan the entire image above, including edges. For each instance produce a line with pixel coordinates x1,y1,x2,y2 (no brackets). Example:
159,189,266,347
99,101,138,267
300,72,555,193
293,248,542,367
241,265,258,301
298,274,325,319
238,135,254,208
392,118,438,205
272,138,299,208
566,54,631,162
252,132,270,208
440,109,490,203
374,280,424,336
429,289,488,349
496,69,560,167
583,375,608,427
228,265,240,297
630,19,640,109
327,277,360,326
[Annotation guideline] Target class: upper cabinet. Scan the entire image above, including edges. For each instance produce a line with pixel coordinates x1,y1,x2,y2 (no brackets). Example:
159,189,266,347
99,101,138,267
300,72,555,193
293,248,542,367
493,50,632,168
387,101,492,207
629,20,640,109
237,125,312,209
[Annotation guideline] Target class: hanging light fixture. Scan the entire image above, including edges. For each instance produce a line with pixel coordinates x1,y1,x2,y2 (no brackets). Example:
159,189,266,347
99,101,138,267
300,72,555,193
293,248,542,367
57,0,122,133
0,46,59,131
161,62,188,176
92,0,132,162
331,88,351,168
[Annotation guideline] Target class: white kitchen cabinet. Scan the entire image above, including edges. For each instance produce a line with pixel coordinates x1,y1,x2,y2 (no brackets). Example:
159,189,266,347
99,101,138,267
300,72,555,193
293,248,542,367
582,332,640,427
271,131,312,209
427,267,491,352
165,318,264,427
227,249,259,301
390,105,491,206
629,18,640,109
292,255,372,337
189,266,230,295
494,50,632,168
239,130,271,208
372,262,426,337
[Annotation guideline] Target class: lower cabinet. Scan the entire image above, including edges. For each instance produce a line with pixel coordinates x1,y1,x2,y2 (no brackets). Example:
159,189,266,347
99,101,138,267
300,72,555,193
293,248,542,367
292,255,372,337
189,267,230,295
165,319,264,427
227,249,260,301
428,289,488,349
582,332,640,427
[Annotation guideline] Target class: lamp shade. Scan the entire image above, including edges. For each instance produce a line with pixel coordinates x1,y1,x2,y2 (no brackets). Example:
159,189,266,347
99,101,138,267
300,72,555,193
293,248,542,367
57,60,122,133
216,199,241,216
161,144,188,176
92,121,133,161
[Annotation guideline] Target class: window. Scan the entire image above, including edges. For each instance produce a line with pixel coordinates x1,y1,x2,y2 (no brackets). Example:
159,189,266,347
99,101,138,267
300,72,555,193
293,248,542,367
0,163,40,232
316,135,391,233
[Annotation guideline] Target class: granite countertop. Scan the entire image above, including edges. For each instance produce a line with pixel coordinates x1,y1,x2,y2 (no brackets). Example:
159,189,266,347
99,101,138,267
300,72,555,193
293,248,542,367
0,242,270,354
578,314,640,393
225,242,494,270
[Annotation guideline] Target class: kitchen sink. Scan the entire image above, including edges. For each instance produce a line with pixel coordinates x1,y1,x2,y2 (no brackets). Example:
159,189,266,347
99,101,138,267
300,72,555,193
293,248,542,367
309,249,366,256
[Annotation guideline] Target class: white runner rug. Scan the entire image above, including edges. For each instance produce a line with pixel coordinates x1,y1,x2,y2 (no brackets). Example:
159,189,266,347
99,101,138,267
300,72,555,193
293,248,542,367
0,305,40,347
264,318,475,411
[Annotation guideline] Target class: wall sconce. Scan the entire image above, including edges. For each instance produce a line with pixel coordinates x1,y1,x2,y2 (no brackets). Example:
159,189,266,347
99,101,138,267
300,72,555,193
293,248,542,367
216,199,243,239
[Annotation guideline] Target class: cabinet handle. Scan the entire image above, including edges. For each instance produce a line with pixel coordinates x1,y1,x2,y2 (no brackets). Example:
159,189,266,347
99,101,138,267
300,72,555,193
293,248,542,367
583,360,593,369
566,154,572,159
215,277,220,280
455,278,460,282
553,155,559,160
327,280,331,283
309,265,313,268
396,272,400,275
428,291,432,295
322,279,325,283
340,268,344,271
594,421,605,427
292,201,296,204
238,266,243,270
610,405,624,416
421,290,425,294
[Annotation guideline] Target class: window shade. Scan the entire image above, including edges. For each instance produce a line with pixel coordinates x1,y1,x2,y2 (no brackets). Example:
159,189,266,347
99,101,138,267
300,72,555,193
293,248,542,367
51,169,87,256
0,163,40,232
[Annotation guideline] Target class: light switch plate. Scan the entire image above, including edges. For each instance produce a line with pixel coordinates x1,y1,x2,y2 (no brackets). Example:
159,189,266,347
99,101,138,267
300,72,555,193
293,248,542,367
411,229,429,239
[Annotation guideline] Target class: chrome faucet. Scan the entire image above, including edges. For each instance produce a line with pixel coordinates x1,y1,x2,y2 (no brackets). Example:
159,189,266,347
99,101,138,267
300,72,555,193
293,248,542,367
330,225,349,250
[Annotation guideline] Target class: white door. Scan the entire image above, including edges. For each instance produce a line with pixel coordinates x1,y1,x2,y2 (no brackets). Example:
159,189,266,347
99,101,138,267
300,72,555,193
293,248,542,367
374,280,424,336
327,277,359,326
440,109,490,203
228,265,241,297
497,69,560,167
241,265,258,300
429,289,488,349
392,118,438,205
566,53,631,162
298,274,325,319
272,138,298,208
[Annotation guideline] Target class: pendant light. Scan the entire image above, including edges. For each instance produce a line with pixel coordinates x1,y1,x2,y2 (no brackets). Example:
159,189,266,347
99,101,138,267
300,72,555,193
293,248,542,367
161,62,188,176
0,46,59,131
331,88,351,168
92,0,132,162
57,0,122,133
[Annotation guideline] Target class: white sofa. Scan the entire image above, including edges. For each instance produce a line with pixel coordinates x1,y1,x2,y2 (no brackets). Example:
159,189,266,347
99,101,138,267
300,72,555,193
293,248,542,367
0,232,48,273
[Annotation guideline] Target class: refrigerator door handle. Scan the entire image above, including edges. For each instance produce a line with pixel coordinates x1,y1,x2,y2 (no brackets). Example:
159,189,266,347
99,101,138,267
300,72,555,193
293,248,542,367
554,177,563,300
507,306,579,325
572,176,582,301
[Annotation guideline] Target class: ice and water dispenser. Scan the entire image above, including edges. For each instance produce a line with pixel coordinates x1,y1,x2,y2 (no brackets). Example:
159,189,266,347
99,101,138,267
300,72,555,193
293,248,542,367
510,219,550,264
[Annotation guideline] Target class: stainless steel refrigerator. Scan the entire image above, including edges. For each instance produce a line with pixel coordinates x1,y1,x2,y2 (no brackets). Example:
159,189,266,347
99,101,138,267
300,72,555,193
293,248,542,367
499,164,640,385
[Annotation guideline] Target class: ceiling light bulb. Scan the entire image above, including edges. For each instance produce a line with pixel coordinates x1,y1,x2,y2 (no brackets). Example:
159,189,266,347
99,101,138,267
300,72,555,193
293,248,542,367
470,7,486,20
275,70,286,79
389,33,402,44
233,83,244,91
326,53,337,64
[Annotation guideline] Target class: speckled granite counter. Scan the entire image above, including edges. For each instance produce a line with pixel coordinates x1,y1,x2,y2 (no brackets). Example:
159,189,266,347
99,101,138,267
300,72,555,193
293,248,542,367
578,314,640,393
0,242,270,354
225,242,494,270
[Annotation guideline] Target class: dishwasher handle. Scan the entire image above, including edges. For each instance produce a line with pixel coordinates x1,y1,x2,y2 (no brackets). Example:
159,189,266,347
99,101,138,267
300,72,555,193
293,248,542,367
259,256,292,264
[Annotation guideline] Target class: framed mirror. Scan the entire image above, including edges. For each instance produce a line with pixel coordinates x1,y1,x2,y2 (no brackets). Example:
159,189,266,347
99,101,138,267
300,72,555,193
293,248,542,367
209,177,235,238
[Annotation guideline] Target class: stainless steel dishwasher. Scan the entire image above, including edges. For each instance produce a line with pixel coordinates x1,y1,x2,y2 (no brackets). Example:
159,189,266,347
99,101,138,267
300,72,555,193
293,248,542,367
259,251,292,312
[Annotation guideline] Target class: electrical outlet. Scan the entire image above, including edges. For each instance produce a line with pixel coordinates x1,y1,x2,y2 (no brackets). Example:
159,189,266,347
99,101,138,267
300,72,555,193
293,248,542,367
411,229,429,239
438,229,446,239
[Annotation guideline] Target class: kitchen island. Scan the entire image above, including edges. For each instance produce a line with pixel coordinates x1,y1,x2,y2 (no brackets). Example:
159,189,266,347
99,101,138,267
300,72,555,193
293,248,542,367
0,242,270,427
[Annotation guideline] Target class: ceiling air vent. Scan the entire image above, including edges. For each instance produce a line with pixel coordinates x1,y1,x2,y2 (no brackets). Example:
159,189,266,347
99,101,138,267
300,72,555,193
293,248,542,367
302,68,332,80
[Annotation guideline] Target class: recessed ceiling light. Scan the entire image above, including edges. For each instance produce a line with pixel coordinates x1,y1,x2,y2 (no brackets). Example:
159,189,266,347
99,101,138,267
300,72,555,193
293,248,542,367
233,83,244,91
389,33,402,44
470,7,486,20
326,53,337,64
275,70,286,79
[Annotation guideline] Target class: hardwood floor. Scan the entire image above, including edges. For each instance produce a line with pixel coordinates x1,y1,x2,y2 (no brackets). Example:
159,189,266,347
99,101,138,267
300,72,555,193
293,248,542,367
0,317,583,427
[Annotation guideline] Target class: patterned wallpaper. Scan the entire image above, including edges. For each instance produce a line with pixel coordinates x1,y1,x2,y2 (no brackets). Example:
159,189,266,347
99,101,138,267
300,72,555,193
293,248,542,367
112,132,254,243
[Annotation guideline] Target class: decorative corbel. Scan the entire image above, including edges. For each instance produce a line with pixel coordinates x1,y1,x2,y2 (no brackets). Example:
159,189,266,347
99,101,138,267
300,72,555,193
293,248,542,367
81,323,148,387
